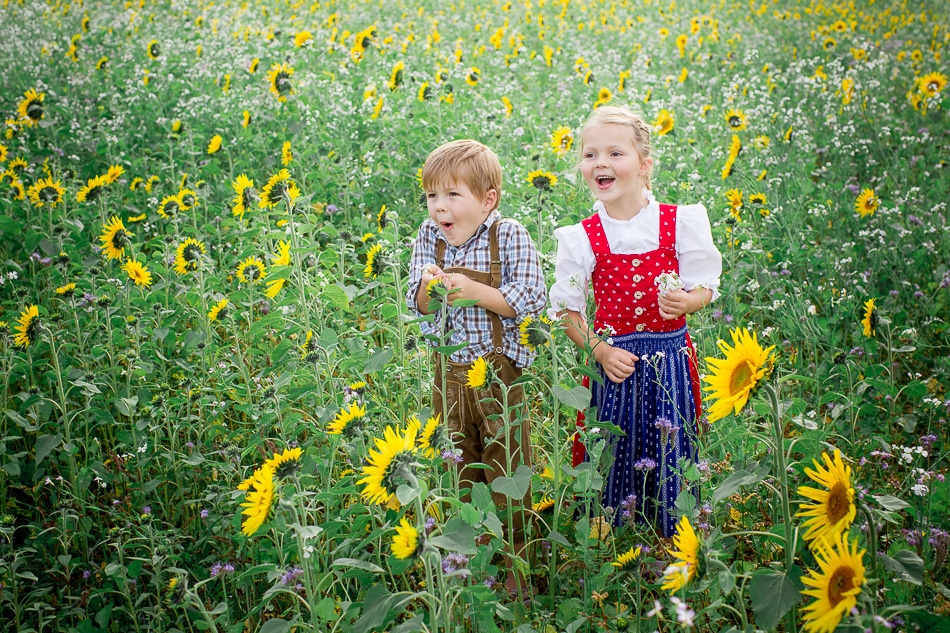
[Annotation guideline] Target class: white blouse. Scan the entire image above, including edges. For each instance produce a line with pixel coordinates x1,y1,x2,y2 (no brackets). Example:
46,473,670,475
549,190,722,314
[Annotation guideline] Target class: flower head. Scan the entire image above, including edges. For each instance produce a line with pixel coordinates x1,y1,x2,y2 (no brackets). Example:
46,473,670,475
550,126,574,156
357,423,420,506
661,516,701,593
725,108,747,131
328,402,367,436
854,188,879,217
267,63,295,101
208,297,229,321
122,259,153,288
392,517,423,559
264,447,303,479
466,356,493,389
801,531,866,633
654,109,675,136
611,546,642,569
207,135,223,155
27,176,65,208
526,169,557,191
239,465,276,536
519,314,553,350
796,449,856,547
861,298,878,338
13,305,40,348
173,238,206,275
364,243,385,279
236,256,266,284
231,174,256,218
703,327,776,423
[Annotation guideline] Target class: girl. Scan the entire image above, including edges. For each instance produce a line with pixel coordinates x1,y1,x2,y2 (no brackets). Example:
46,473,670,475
550,105,722,537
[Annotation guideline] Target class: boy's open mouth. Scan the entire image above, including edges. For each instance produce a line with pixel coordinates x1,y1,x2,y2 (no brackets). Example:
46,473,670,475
441,222,454,230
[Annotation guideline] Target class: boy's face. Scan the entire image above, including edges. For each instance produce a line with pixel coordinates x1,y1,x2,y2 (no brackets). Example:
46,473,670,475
426,179,497,247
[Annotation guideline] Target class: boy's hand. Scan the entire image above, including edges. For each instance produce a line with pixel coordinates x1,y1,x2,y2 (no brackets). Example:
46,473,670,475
594,345,639,384
658,289,691,320
441,272,480,304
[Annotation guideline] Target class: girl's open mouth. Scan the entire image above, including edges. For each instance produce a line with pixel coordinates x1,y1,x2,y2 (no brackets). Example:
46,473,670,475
595,175,615,189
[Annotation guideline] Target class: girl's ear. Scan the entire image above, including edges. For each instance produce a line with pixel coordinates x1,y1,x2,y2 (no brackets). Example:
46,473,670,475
639,157,654,176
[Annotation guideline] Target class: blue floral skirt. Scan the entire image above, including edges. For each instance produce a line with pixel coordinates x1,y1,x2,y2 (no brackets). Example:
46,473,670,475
589,326,700,537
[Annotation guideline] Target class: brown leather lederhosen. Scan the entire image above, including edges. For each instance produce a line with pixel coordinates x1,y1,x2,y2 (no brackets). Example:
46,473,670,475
431,219,532,537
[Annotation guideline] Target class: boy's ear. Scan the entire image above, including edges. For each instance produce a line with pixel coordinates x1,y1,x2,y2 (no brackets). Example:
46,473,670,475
483,188,499,211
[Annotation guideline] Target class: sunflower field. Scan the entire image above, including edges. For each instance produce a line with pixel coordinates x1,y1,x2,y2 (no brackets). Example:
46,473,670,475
1,0,949,631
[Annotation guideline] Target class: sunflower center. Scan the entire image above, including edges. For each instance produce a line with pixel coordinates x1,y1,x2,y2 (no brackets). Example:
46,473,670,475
183,244,202,261
246,265,262,281
729,115,741,127
27,102,44,120
242,187,256,207
150,43,160,57
826,566,855,606
728,359,755,394
86,184,103,201
268,182,287,202
112,229,129,248
40,186,59,202
825,482,851,523
275,73,291,94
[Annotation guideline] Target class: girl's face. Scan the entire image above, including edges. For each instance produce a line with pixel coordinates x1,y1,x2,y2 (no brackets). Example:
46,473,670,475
580,123,652,219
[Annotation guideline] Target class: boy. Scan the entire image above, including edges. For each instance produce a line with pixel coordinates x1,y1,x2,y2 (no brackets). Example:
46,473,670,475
405,139,546,595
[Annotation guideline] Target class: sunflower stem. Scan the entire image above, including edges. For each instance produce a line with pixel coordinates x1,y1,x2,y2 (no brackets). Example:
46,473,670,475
858,501,879,578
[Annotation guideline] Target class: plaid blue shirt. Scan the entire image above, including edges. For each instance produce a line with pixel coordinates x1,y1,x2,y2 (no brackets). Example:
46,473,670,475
406,212,546,367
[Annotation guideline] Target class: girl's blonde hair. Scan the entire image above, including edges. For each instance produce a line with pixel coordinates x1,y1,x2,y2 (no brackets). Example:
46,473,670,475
579,105,654,190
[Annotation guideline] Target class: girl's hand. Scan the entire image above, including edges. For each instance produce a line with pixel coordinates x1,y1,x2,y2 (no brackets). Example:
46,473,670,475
658,289,691,320
595,345,639,383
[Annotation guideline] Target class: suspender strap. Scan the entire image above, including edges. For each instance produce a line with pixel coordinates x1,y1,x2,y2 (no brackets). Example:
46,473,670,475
433,220,506,355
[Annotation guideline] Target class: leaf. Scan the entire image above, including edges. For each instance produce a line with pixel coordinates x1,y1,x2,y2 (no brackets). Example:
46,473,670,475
35,433,62,466
331,558,385,573
545,530,574,549
351,585,412,633
553,385,591,411
713,465,770,504
259,619,291,633
880,550,924,585
873,494,910,512
321,284,350,312
363,348,393,374
428,518,476,554
490,464,532,499
748,568,802,630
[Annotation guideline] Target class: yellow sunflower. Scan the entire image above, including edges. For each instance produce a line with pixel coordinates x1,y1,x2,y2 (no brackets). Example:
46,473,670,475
611,546,642,569
266,63,295,102
533,495,555,512
76,174,108,203
293,30,313,47
156,194,181,220
526,169,557,191
357,423,420,506
17,88,45,126
27,176,65,208
55,283,76,296
391,517,423,559
208,297,229,321
239,465,276,536
328,402,366,436
860,298,878,338
800,531,866,633
550,126,574,156
797,449,856,547
104,164,125,184
173,238,206,276
259,169,294,209
9,179,24,200
281,141,293,166
388,60,405,91
594,86,613,108
264,447,303,479
122,259,153,288
364,243,384,279
264,240,291,299
519,314,553,350
465,67,480,86
13,305,40,348
236,256,266,284
177,187,197,211
854,188,879,217
725,108,747,131
660,516,701,593
654,109,675,136
99,216,130,261
410,413,445,458
703,327,776,423
918,71,948,98
241,110,251,127
466,356,490,389
207,135,222,155
248,58,259,73
231,174,256,218
146,39,160,59
725,188,743,210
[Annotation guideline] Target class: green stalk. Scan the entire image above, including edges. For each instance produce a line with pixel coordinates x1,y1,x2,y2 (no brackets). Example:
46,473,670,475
764,382,797,633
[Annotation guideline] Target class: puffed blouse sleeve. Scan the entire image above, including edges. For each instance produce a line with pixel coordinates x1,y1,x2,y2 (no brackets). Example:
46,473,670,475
676,203,722,302
549,222,594,314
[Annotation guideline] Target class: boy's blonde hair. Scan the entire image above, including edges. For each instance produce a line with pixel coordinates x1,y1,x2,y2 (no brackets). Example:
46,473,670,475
421,139,502,211
580,105,654,190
